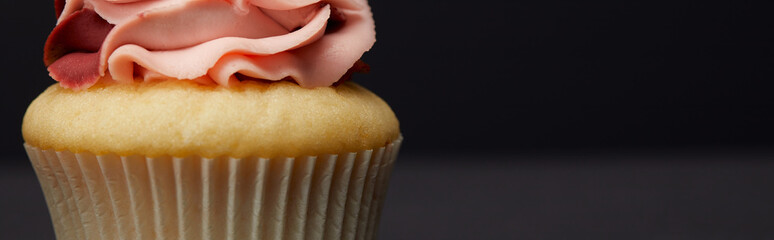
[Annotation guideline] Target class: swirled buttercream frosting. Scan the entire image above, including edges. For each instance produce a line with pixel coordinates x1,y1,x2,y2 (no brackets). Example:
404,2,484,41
44,0,376,90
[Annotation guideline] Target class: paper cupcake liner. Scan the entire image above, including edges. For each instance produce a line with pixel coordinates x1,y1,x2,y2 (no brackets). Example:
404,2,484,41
25,137,402,240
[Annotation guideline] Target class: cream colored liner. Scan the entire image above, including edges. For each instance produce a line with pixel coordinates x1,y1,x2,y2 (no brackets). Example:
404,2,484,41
25,137,402,240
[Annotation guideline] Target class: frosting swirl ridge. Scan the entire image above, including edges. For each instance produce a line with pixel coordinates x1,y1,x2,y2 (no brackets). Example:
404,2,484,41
45,0,376,89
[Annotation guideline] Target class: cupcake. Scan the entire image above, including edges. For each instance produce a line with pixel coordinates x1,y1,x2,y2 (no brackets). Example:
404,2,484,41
23,0,401,240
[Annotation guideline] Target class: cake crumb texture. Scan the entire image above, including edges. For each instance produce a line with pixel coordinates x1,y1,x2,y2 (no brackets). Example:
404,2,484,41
23,80,399,158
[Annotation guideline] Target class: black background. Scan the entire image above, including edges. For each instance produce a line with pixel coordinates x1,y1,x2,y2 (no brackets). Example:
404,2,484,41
2,1,774,158
2,1,774,239
360,0,774,154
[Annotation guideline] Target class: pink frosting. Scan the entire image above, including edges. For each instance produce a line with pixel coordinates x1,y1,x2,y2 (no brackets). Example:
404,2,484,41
47,0,376,89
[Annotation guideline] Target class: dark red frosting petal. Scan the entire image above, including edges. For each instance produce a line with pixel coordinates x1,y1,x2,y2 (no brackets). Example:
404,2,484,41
55,0,65,18
44,8,114,66
333,60,370,86
44,8,114,89
47,51,102,90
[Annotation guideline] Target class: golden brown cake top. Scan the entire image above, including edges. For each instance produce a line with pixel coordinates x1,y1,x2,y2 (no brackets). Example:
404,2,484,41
23,80,399,158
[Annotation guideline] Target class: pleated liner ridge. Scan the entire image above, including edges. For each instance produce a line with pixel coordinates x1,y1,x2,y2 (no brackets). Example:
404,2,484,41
24,137,402,240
